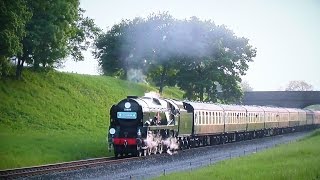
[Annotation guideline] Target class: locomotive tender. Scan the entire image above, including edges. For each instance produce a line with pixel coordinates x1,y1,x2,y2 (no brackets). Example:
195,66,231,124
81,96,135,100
108,95,320,157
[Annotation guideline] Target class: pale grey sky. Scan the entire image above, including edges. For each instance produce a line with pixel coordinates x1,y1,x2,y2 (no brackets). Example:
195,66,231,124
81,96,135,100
59,0,320,91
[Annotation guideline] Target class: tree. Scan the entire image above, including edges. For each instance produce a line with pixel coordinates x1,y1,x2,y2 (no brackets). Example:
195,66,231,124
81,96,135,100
240,81,253,92
175,18,256,102
285,80,313,91
14,0,100,79
0,0,31,77
94,13,256,103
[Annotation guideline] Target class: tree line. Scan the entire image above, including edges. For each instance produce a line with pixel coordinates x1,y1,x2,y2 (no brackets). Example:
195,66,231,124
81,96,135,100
1,1,258,103
94,13,256,102
0,0,100,79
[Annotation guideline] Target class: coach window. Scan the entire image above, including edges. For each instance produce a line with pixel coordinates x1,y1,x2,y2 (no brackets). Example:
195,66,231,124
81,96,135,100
232,113,234,124
202,111,205,125
231,112,234,124
233,112,235,124
211,112,214,124
221,112,224,124
251,113,254,123
194,111,198,125
242,113,245,123
206,112,208,125
211,112,213,124
222,112,224,124
242,113,244,123
265,113,268,122
205,112,208,125
216,112,219,124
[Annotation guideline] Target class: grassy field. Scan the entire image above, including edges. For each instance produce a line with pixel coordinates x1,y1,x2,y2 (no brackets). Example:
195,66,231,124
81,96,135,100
0,69,183,170
155,130,320,180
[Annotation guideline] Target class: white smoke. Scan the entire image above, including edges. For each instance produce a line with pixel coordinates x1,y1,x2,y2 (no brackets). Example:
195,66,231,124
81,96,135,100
120,15,220,82
127,69,146,83
144,91,160,98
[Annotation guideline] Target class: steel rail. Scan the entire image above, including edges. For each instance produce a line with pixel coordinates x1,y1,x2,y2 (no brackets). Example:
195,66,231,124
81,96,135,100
0,156,139,179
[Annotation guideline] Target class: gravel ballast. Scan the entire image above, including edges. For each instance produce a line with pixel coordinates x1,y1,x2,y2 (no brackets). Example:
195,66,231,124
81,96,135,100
27,131,313,180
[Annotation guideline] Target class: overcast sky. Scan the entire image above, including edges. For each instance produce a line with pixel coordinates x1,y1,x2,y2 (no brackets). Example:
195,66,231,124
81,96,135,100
58,0,320,91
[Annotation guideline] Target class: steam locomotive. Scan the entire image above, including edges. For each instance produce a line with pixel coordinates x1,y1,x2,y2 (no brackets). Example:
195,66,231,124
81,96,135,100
108,95,320,157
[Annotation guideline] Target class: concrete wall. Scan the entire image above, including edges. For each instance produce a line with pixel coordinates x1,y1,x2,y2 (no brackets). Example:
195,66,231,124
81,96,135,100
240,91,320,108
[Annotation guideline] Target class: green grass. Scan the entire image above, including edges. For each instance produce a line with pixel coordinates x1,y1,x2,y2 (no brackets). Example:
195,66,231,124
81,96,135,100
305,104,320,111
155,130,320,180
0,69,183,170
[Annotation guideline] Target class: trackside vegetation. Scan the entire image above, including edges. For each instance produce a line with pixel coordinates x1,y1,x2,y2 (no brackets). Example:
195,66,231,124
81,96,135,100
155,130,320,180
0,69,183,170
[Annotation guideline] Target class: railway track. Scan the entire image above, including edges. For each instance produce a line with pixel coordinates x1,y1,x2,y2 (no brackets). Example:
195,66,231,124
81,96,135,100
0,130,315,179
0,156,139,179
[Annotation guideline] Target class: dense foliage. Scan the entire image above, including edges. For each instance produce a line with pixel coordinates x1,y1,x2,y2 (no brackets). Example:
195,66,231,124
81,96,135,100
0,0,100,79
0,0,31,77
94,13,256,103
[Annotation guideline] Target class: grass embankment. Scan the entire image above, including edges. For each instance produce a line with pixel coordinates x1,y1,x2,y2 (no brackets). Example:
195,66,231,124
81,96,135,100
0,70,183,170
155,130,320,180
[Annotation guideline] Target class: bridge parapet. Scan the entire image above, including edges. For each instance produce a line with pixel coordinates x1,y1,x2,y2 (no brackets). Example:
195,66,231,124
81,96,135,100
240,91,320,108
